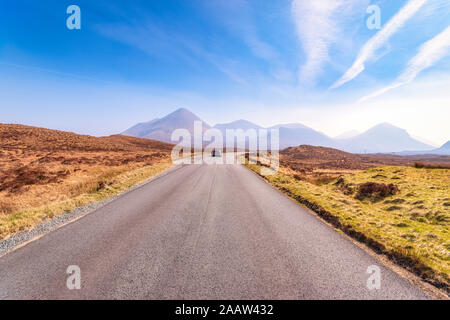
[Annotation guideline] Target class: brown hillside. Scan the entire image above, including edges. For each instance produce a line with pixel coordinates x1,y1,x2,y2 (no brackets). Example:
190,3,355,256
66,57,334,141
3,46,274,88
279,145,450,185
281,145,450,171
0,124,173,152
0,124,173,195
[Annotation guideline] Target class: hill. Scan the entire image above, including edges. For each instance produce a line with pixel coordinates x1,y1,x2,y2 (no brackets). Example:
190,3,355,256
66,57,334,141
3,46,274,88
280,144,450,172
1,124,173,153
122,108,211,143
0,124,173,238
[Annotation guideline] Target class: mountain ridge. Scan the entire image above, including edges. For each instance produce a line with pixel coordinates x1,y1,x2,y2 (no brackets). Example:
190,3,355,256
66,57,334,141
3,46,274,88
122,108,445,153
339,123,434,154
123,108,210,144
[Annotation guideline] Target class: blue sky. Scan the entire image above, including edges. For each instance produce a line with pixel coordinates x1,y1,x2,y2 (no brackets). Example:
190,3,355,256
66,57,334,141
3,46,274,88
1,0,449,145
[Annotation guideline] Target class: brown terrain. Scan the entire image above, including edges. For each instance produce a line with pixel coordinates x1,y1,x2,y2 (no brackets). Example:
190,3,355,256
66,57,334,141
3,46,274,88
249,145,450,292
279,145,450,184
0,124,173,237
0,124,173,195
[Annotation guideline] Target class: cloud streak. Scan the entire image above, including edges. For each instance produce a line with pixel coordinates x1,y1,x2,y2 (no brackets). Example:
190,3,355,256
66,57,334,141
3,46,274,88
291,0,368,86
291,0,343,85
359,26,450,102
203,0,293,82
331,0,429,89
96,20,252,84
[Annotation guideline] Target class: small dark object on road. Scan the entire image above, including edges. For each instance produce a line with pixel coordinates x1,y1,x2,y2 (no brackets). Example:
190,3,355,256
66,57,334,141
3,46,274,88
211,149,222,157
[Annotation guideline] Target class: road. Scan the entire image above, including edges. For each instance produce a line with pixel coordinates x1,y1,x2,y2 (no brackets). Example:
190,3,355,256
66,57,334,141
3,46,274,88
0,163,429,299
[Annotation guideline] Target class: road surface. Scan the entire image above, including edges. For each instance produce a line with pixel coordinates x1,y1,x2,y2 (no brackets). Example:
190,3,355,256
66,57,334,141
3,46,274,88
0,163,429,299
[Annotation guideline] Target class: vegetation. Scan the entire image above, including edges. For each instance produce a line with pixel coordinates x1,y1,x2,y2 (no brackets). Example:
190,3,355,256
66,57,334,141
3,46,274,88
0,124,174,240
355,182,399,200
0,162,171,239
414,162,450,169
246,161,450,291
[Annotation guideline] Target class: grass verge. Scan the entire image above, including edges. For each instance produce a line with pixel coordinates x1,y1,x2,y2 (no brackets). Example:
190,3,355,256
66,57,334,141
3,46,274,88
0,161,172,240
245,162,450,293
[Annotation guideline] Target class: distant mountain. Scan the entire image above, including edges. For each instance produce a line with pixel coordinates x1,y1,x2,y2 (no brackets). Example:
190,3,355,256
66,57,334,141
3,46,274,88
397,140,450,156
270,123,337,150
212,121,336,149
335,130,360,140
269,123,310,130
276,126,337,150
123,110,440,153
340,123,434,154
122,108,210,144
122,118,160,137
214,119,262,132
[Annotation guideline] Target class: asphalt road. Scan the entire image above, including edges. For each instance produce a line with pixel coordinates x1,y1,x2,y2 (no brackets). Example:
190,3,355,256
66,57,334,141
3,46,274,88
0,163,429,299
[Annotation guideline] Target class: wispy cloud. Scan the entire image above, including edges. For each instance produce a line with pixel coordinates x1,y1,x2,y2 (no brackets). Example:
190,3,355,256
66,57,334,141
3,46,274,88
291,0,367,86
96,20,252,84
359,26,450,102
201,0,293,82
331,0,429,89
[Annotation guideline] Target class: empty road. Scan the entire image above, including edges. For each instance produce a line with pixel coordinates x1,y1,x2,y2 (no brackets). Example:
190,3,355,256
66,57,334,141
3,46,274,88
0,163,429,299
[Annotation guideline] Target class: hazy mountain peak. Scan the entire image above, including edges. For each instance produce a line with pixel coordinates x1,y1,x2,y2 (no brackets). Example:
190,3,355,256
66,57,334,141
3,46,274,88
164,107,202,120
341,122,433,153
214,119,262,131
374,122,396,128
122,108,210,143
269,123,310,130
368,122,405,132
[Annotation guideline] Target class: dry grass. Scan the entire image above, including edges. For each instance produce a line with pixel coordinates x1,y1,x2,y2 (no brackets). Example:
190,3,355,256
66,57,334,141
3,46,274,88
280,145,450,184
0,124,174,239
0,162,171,239
245,154,450,292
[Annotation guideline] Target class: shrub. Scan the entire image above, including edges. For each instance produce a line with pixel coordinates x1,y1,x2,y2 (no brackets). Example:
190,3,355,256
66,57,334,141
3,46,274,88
334,176,354,195
356,182,399,201
414,162,425,168
414,162,450,169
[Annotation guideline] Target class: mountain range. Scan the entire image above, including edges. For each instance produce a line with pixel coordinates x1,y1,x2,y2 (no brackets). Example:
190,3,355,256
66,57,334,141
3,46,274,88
122,108,448,155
